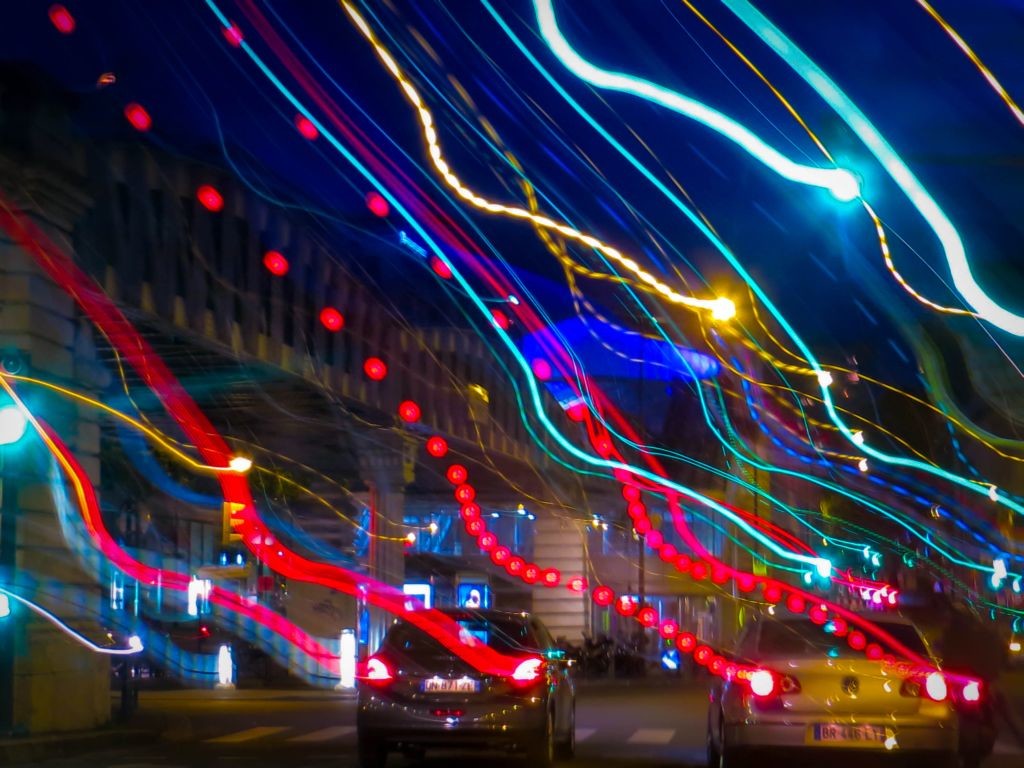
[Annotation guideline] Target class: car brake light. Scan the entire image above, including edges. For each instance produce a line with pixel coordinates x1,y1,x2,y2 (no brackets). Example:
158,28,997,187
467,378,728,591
364,656,393,686
901,671,947,702
510,657,544,686
962,680,981,703
749,669,776,697
924,672,947,701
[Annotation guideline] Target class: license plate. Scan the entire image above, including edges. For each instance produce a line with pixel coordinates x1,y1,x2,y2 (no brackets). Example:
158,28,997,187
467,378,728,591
812,723,885,743
423,677,479,693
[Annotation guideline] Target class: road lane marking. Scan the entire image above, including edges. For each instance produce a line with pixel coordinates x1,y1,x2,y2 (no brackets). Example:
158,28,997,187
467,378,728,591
288,726,356,742
575,727,596,742
626,728,675,745
206,726,291,743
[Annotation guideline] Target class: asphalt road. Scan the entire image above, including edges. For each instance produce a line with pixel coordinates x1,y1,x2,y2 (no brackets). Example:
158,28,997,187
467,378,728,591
15,680,1024,768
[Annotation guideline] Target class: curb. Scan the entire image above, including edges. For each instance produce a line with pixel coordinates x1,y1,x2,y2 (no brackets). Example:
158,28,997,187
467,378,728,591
0,728,153,765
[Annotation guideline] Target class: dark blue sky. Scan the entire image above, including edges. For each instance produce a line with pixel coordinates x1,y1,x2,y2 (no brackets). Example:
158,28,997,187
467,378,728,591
3,1,1023,386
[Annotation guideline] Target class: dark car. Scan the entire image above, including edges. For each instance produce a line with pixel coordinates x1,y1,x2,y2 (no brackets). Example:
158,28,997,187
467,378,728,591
356,608,575,768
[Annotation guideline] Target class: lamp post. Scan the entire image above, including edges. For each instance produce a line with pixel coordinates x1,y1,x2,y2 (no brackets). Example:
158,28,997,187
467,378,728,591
0,403,28,734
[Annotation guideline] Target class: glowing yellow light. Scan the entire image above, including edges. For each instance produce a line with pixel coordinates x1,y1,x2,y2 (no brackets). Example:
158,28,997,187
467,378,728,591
340,1,730,320
1010,641,1021,653
428,522,438,535
858,458,869,472
228,456,253,473
852,430,865,446
710,297,736,321
405,532,417,545
467,383,490,404
817,371,833,387
989,485,999,502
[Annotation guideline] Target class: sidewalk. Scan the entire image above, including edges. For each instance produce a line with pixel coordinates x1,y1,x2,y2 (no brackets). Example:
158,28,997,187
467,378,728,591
0,687,358,763
999,668,1024,747
133,687,356,701
0,726,152,764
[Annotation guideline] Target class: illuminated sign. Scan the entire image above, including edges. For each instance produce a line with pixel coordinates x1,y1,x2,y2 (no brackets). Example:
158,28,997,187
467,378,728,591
402,582,433,610
457,583,491,609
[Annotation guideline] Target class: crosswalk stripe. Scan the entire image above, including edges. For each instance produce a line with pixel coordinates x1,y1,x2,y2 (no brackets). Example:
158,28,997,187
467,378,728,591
206,726,291,743
575,727,596,743
288,726,356,743
626,728,675,745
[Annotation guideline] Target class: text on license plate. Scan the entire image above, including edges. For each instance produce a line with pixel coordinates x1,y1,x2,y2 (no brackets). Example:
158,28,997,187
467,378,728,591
423,677,479,693
812,723,885,743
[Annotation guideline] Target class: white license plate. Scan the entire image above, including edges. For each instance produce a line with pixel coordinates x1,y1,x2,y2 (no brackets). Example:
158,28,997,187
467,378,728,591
423,677,479,693
812,723,885,743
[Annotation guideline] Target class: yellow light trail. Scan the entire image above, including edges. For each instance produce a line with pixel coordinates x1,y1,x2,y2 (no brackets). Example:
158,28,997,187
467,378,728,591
1,372,247,475
341,1,736,322
915,0,1024,128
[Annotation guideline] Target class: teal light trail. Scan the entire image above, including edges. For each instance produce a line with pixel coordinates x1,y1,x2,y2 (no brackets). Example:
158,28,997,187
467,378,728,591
534,0,860,202
721,0,1024,338
513,0,1024,522
202,0,831,577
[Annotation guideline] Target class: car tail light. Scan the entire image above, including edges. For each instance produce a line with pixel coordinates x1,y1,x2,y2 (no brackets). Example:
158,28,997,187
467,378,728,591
746,669,801,709
779,674,801,694
509,657,545,687
363,656,394,687
748,669,776,697
961,680,981,703
901,671,947,702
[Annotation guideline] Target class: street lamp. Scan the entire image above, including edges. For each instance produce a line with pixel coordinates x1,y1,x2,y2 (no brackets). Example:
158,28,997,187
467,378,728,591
0,406,26,447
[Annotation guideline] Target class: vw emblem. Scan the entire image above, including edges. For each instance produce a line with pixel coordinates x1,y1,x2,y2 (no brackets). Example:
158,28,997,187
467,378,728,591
841,676,859,696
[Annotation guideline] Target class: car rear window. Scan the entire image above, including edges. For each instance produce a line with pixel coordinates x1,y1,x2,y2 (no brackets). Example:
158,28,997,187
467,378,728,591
384,614,541,656
756,619,928,659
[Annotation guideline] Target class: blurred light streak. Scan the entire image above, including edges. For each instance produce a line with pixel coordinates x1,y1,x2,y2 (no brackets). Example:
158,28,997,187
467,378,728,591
1,380,338,673
721,0,1024,337
45,439,351,686
726,371,1015,577
862,201,974,316
340,1,735,322
0,189,517,679
488,0,1024,523
915,0,1024,128
0,586,142,656
2,373,248,475
211,1,829,577
212,0,983,666
533,0,860,201
678,0,973,317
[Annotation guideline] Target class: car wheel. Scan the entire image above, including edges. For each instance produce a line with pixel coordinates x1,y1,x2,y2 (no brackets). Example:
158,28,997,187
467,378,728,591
527,709,555,767
555,701,576,760
706,724,720,767
717,718,747,768
357,733,388,768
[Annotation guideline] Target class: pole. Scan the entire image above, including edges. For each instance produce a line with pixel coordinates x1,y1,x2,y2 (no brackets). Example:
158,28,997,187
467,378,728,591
0,451,15,734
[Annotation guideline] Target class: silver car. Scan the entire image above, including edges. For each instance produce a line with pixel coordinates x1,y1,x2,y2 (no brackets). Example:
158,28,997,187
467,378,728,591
707,613,958,767
356,609,575,768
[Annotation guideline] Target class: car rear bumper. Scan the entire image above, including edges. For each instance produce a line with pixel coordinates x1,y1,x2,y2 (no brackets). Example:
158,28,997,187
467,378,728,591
725,721,957,753
357,690,547,748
